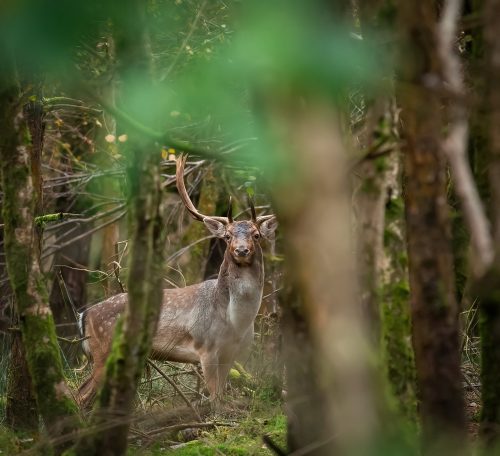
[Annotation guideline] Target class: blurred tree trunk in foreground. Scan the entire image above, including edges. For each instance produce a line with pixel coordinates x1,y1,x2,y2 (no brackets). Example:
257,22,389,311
72,2,167,455
269,100,382,455
397,0,466,450
0,57,81,450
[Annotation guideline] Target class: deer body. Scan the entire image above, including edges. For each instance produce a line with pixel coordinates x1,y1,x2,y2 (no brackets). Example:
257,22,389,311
77,156,277,407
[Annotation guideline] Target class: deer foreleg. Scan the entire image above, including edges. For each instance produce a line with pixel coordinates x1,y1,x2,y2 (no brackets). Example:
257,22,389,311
200,350,235,403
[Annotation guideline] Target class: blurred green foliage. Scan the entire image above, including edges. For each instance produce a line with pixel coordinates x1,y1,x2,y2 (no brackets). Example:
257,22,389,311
0,0,384,168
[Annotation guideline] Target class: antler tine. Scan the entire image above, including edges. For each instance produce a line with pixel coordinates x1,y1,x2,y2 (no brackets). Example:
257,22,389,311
227,196,233,223
248,195,257,222
175,154,229,224
256,214,276,224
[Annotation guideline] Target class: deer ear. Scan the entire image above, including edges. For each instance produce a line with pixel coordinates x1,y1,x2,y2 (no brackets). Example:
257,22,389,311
259,216,278,241
203,218,226,238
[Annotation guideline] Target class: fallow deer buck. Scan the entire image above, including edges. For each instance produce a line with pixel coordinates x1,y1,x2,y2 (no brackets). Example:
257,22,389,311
77,155,277,407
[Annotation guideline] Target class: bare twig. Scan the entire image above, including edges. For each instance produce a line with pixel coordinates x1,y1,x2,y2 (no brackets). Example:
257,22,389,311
161,0,207,79
41,211,126,260
57,335,90,344
438,0,494,277
146,360,203,422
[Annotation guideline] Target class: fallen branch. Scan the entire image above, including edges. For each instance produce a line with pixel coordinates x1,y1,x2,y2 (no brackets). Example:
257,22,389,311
147,421,236,438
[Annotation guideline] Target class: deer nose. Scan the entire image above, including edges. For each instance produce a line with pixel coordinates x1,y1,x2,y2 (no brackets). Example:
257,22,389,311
235,247,250,257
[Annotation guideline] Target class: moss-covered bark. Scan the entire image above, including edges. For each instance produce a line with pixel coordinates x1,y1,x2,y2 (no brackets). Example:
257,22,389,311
181,163,220,284
5,333,38,432
71,2,167,454
382,187,417,421
72,143,166,456
0,55,80,450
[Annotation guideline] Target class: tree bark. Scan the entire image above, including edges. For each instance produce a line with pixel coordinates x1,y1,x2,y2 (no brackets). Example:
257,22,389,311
0,55,81,451
1,171,38,433
268,99,382,455
71,2,167,454
5,333,38,432
396,0,466,447
479,0,500,446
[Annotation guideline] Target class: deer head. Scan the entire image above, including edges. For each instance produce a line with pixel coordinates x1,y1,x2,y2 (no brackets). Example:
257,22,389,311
176,155,278,266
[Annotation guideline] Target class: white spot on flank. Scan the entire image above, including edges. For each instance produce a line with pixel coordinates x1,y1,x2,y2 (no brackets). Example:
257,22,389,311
99,326,103,333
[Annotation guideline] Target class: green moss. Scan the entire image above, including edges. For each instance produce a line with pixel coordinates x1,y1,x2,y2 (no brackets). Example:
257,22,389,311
375,156,388,173
22,313,80,422
381,279,417,421
381,193,417,422
0,425,22,454
361,176,379,195
135,409,287,456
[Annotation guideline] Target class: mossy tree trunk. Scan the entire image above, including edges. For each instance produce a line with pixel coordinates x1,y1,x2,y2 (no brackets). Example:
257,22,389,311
380,152,417,421
396,0,466,448
0,56,81,449
356,1,418,421
4,94,44,433
354,101,395,340
72,148,166,455
5,332,38,432
71,2,167,455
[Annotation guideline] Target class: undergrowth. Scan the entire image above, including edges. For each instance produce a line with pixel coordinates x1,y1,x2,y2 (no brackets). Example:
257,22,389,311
131,400,287,456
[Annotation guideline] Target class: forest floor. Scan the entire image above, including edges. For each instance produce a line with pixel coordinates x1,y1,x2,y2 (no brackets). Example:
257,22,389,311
129,399,287,455
0,344,481,454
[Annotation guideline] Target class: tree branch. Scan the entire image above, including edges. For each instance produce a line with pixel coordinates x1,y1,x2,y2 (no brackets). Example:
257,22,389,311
438,0,494,277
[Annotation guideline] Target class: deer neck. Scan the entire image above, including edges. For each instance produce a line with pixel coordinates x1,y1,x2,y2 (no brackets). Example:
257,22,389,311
217,247,264,333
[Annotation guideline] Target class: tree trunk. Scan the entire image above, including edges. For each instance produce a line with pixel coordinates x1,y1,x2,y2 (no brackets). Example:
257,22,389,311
1,176,38,433
0,56,80,451
479,0,500,446
71,2,167,454
268,100,382,455
5,333,38,432
396,0,466,448
380,151,418,421
354,99,396,340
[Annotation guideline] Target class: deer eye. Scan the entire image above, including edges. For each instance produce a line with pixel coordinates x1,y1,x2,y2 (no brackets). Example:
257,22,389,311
253,233,260,240
224,234,231,241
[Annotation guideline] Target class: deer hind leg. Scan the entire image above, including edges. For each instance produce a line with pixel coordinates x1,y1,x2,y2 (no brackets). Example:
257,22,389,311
77,355,108,409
